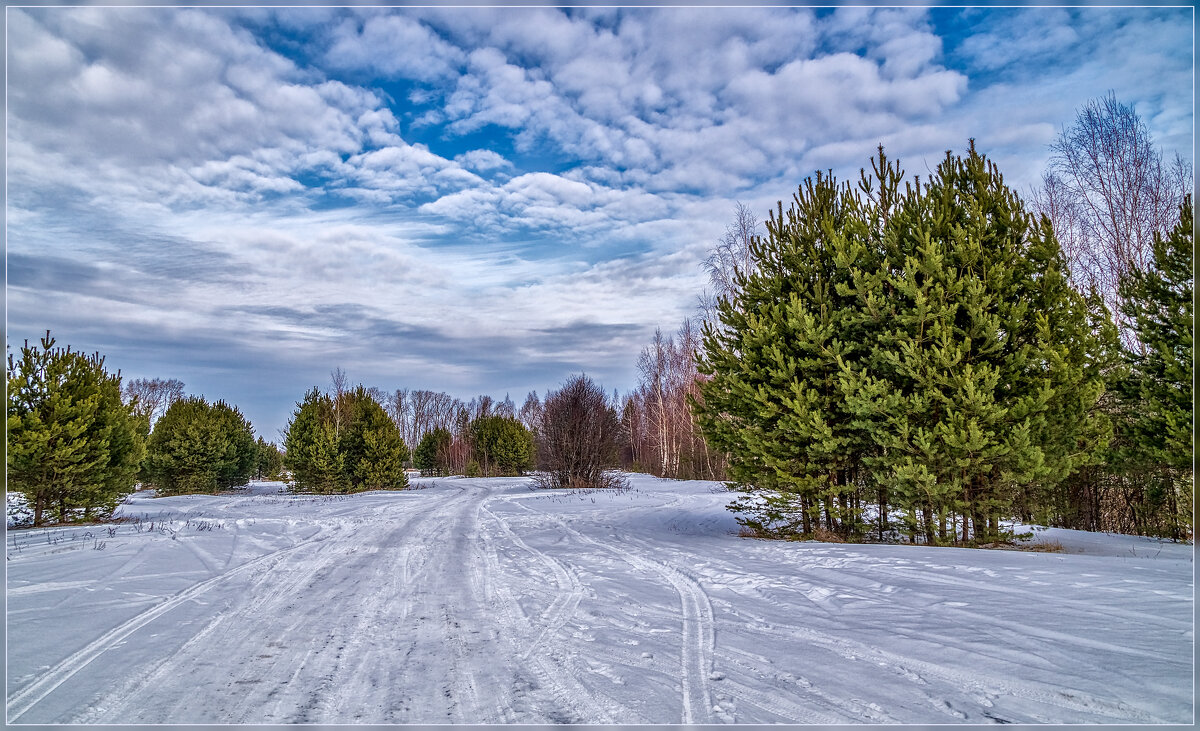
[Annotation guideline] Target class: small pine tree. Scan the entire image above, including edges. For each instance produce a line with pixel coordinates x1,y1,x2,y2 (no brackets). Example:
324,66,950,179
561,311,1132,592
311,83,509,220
7,332,144,525
339,387,409,491
254,436,285,480
284,385,410,492
414,428,452,475
143,397,256,495
284,388,346,493
470,415,533,476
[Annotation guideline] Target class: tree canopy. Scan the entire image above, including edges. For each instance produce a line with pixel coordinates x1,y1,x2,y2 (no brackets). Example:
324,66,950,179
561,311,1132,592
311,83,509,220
696,144,1109,543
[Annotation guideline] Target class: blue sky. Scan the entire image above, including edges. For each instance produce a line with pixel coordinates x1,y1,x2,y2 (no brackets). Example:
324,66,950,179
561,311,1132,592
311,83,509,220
5,4,1194,441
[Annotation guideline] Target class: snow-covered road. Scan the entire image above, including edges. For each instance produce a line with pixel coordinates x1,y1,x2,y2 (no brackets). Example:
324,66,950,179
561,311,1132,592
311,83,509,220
5,475,1193,724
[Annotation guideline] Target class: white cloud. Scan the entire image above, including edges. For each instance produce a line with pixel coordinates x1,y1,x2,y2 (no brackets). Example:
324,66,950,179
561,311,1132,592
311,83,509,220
6,6,1192,439
325,13,465,81
454,149,513,173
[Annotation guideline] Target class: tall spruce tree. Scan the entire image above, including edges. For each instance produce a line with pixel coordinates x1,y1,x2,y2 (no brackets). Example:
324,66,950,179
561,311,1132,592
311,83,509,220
7,332,144,525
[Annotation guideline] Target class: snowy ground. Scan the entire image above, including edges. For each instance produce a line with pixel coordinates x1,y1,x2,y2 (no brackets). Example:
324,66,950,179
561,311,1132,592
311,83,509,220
5,475,1193,724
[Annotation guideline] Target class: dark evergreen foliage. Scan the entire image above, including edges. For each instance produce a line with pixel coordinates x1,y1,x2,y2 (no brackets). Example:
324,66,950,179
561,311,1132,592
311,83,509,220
414,427,452,475
143,397,257,495
339,386,409,490
283,385,409,492
696,145,1109,543
254,436,285,480
469,415,533,476
7,332,145,525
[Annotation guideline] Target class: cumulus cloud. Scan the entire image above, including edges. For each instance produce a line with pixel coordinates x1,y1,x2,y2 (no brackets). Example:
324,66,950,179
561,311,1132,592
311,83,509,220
6,5,1191,438
325,12,465,81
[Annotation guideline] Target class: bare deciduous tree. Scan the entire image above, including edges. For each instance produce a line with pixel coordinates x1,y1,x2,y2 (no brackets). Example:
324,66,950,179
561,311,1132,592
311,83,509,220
699,201,761,323
535,374,626,490
519,391,542,433
626,318,724,480
123,377,185,428
1035,93,1192,348
329,367,350,437
496,393,516,419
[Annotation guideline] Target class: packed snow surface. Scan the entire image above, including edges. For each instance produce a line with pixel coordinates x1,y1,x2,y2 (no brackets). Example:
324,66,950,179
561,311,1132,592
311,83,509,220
5,475,1193,724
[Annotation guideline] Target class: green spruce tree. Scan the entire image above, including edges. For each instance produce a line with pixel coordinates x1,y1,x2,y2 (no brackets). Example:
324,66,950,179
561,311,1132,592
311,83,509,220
284,388,346,493
339,387,409,490
7,332,144,525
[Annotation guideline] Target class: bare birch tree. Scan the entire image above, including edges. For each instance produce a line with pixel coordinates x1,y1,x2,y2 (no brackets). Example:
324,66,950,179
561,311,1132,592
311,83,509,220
1035,93,1192,348
123,377,185,428
699,201,761,324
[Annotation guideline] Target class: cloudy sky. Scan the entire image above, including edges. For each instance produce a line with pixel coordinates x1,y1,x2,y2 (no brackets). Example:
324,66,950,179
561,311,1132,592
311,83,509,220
5,4,1194,441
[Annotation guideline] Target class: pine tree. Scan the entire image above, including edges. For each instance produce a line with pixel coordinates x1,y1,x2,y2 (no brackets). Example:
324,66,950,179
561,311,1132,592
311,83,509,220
284,385,412,492
143,397,256,495
340,386,409,490
697,145,1107,543
1114,195,1194,537
284,388,346,493
841,144,1107,543
254,436,285,480
470,415,533,476
696,161,889,537
1119,195,1193,469
414,428,452,475
7,332,144,525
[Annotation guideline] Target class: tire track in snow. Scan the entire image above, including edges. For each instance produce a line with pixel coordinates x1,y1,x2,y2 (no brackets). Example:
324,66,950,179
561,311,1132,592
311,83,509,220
475,499,627,723
6,523,336,723
732,610,1166,723
479,503,584,661
501,497,716,724
75,518,363,724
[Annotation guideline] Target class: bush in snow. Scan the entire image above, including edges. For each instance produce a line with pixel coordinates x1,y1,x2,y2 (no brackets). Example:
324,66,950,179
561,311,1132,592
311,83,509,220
534,374,627,490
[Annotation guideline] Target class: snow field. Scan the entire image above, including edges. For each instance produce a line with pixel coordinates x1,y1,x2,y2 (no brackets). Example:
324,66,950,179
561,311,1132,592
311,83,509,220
5,475,1193,723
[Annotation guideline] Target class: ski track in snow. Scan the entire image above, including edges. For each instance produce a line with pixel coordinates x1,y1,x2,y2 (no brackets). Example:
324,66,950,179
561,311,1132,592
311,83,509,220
7,521,337,722
5,475,1194,724
493,493,716,724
